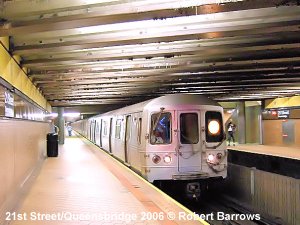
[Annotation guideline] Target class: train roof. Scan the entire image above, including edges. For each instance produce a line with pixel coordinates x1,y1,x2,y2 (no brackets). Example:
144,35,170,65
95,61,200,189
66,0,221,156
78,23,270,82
145,94,220,108
97,94,220,117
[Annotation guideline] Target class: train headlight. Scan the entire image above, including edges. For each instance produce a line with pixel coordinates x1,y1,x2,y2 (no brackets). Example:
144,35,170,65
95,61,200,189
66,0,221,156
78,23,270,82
207,154,215,163
208,120,220,135
163,155,172,164
152,155,161,164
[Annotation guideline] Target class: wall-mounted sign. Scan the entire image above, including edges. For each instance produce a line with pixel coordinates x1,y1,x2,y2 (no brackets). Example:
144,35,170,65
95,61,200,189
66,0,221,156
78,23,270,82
271,111,277,116
4,91,14,117
278,109,290,119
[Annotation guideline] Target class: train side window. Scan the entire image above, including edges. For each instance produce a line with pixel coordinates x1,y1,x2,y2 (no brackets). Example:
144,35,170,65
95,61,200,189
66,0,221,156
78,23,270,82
180,113,199,144
150,112,171,145
102,120,107,136
115,119,122,139
96,122,99,134
137,118,142,144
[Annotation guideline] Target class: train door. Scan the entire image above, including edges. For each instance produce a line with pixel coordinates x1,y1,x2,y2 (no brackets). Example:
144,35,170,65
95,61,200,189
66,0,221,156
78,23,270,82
95,120,100,146
92,120,96,143
124,115,131,164
177,111,202,172
109,117,113,153
93,120,96,143
99,119,103,147
89,120,94,141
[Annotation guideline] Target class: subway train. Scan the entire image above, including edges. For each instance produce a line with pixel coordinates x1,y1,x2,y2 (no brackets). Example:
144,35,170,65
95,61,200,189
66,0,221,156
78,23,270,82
72,94,227,198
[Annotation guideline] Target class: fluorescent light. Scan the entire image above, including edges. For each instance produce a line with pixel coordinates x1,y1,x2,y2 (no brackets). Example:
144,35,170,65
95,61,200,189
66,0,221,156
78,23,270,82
64,113,81,117
46,112,80,118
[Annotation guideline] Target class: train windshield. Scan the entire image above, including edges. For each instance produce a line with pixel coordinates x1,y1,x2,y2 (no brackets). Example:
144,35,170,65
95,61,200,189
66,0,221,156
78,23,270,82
150,112,171,145
180,113,199,144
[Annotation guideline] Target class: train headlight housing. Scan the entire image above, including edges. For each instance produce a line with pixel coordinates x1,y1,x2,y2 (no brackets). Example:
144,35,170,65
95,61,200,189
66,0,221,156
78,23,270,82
208,120,220,135
152,155,161,164
163,155,172,164
207,154,215,163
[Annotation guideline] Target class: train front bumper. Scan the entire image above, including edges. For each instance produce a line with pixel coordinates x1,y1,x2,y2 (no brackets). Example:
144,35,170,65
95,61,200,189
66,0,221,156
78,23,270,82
172,172,209,180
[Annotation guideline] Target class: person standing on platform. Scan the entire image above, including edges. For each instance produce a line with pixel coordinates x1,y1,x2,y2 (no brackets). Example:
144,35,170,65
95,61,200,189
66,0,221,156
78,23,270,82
227,121,236,146
67,124,72,136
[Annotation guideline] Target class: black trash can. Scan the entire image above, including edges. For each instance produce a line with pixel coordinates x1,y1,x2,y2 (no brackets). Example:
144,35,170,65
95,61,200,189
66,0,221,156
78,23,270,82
47,133,58,157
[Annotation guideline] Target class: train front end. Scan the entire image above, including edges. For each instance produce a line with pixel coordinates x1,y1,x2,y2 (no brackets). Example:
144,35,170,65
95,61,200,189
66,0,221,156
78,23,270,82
144,99,227,198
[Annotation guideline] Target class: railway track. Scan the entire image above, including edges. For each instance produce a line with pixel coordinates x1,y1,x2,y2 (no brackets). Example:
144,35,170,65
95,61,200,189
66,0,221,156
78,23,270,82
159,184,282,225
187,194,283,225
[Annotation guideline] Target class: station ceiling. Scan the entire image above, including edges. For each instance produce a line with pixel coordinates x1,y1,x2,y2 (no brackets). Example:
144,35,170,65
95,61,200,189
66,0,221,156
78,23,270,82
1,0,300,113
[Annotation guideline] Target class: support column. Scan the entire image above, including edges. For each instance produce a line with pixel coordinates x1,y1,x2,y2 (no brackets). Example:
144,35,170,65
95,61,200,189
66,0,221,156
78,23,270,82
58,107,65,145
260,101,265,145
237,102,246,144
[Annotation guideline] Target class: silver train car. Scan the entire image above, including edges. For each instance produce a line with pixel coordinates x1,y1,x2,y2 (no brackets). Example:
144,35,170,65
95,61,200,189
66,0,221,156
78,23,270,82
73,94,227,198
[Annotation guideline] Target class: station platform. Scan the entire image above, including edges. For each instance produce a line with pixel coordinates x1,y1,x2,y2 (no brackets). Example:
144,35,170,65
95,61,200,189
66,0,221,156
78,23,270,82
6,135,206,225
228,144,300,160
227,144,300,179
